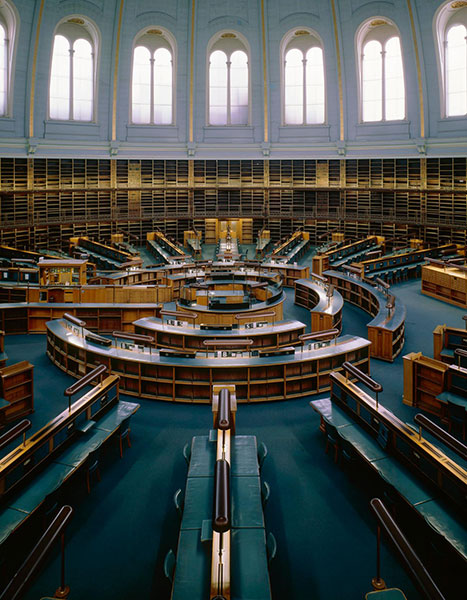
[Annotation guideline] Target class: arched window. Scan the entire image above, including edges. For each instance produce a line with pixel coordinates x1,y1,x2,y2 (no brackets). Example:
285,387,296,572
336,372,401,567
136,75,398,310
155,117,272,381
49,18,98,121
131,29,174,125
208,33,249,126
357,19,405,122
435,4,467,117
282,30,325,125
0,1,18,117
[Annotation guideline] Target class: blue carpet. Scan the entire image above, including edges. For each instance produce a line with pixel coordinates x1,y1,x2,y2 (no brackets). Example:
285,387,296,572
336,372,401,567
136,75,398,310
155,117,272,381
3,278,465,599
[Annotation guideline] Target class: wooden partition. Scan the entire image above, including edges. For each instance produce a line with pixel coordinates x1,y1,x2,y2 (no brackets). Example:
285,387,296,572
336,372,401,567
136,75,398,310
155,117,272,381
294,279,343,332
0,361,34,426
422,264,467,307
0,303,161,335
134,317,305,351
403,351,467,418
433,324,467,364
324,270,405,361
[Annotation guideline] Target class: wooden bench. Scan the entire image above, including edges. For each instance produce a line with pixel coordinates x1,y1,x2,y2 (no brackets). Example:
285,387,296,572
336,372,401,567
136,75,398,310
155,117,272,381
0,373,139,551
310,370,467,564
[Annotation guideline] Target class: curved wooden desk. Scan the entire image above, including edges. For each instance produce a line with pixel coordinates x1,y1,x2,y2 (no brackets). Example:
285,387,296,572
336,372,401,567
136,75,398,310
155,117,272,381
324,270,406,362
294,278,343,332
46,318,371,403
134,317,306,351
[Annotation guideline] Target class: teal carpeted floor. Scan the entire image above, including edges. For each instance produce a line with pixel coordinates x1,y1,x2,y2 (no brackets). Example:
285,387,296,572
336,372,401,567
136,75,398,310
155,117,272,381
3,273,466,599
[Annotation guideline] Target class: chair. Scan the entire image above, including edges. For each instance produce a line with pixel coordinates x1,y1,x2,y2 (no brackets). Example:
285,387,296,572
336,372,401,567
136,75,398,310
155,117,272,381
340,438,356,468
447,401,466,440
261,481,270,507
173,488,184,516
85,447,101,494
266,532,277,565
182,442,191,465
257,441,268,469
325,423,340,463
118,416,132,458
163,549,176,582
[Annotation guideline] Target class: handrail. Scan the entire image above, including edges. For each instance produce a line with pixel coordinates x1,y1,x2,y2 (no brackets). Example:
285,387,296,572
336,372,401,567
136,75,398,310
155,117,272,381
0,505,74,600
341,362,383,395
203,339,253,347
64,364,108,398
414,414,467,461
311,272,327,283
160,310,198,321
299,329,339,343
342,264,361,275
235,311,275,321
370,498,445,600
0,420,31,452
63,313,86,328
375,277,390,289
424,257,446,267
112,331,153,344
218,389,231,431
213,459,231,534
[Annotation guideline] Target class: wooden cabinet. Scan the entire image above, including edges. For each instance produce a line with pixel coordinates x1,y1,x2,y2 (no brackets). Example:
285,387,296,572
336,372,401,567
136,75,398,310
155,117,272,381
0,361,34,426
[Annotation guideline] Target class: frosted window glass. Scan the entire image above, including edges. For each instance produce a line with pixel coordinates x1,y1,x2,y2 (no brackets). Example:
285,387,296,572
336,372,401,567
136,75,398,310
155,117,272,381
230,50,248,125
385,37,405,120
0,25,6,116
285,48,303,124
50,35,70,120
154,47,172,124
209,50,227,125
132,46,151,124
73,38,93,121
447,25,467,116
306,47,324,124
362,40,382,121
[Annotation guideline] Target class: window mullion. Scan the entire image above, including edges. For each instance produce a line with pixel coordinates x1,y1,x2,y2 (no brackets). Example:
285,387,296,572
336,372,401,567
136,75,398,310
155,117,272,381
302,56,306,125
150,56,155,125
227,58,231,125
69,46,74,120
381,48,386,121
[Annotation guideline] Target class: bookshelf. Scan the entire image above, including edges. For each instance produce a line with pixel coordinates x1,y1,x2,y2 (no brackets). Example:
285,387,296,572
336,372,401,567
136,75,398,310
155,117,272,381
0,158,465,250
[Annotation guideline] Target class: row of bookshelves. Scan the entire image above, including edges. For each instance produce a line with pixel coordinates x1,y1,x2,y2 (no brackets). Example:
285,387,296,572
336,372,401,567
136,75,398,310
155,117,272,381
0,218,464,253
1,158,467,190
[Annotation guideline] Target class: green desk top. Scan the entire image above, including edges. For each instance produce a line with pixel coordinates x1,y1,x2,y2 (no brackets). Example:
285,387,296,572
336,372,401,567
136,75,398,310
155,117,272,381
0,507,29,545
172,528,271,600
53,428,110,468
437,391,467,410
310,398,353,429
0,398,10,409
8,462,74,514
416,498,467,560
338,424,388,462
188,435,259,478
365,589,407,599
371,457,436,506
94,400,140,433
181,475,264,531
231,528,272,600
171,529,210,600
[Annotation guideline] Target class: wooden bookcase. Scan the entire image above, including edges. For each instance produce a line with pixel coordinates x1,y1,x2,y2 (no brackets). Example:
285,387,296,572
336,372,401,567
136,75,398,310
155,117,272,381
0,361,34,426
46,320,371,404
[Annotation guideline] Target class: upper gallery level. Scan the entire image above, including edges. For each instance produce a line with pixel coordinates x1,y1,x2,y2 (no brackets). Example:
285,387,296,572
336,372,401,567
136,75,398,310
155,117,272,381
0,0,466,159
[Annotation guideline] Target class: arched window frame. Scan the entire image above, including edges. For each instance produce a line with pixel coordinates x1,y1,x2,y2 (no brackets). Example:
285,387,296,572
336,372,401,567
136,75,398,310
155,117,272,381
48,16,100,122
280,28,326,126
434,2,467,118
206,31,251,126
356,18,406,123
0,1,19,118
130,27,176,126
